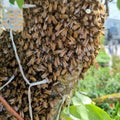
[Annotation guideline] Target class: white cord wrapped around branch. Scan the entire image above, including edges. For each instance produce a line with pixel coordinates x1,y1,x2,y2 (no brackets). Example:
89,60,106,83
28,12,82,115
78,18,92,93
10,27,30,85
0,75,15,91
8,22,49,120
28,78,48,120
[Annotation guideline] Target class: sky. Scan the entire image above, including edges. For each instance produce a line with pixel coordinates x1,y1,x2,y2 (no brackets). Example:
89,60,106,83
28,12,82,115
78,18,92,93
108,1,120,20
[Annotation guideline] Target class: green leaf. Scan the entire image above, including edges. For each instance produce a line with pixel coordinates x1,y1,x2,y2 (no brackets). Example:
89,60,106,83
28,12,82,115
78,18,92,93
61,104,112,120
62,108,74,120
16,0,24,8
72,97,82,105
117,0,120,10
69,105,89,120
75,91,92,104
85,104,112,120
9,0,16,4
62,105,89,120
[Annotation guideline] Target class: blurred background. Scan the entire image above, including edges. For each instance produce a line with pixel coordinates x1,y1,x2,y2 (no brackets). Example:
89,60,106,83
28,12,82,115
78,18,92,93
0,0,120,119
79,1,120,119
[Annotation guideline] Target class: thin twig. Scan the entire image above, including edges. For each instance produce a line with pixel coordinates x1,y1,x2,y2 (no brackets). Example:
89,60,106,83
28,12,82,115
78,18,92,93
0,95,23,120
0,75,15,91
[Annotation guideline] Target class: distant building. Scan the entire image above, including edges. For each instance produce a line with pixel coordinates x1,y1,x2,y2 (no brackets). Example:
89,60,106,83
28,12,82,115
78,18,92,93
0,0,23,32
105,18,120,44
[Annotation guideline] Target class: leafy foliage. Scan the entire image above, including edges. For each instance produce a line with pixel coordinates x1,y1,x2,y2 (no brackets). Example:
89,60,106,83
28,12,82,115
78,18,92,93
117,0,120,10
96,48,110,66
112,102,120,120
61,91,112,120
9,0,16,4
79,50,120,98
9,0,24,8
78,51,120,119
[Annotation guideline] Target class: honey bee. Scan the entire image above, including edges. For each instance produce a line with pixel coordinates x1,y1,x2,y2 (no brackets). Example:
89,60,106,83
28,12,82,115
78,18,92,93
53,72,57,81
49,3,53,12
26,50,33,57
41,117,46,120
51,42,56,51
61,28,68,36
33,32,39,38
44,89,52,95
48,63,52,73
56,69,61,77
38,16,43,23
60,49,67,57
33,8,40,14
41,72,49,78
55,23,62,31
72,24,80,30
53,1,58,10
24,43,29,50
30,76,37,82
57,40,63,48
73,31,79,38
37,65,46,72
34,114,40,120
27,57,35,66
43,23,47,30
76,45,81,55
83,56,89,62
61,6,66,14
54,56,60,67
0,77,8,81
51,34,56,41
61,69,67,75
42,10,47,18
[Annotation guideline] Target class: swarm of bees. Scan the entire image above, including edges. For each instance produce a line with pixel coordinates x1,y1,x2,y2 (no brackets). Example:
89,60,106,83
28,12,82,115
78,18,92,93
0,0,106,119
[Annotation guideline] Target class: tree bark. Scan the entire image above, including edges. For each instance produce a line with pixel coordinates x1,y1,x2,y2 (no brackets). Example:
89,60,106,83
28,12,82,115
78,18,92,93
93,93,120,105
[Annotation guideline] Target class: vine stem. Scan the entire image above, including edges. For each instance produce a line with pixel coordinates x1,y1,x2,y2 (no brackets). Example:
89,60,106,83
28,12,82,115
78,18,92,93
0,95,23,120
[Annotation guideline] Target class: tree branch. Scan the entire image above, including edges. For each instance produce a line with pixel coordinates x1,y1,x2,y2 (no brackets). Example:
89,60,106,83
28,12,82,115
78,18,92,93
93,93,120,105
0,95,24,120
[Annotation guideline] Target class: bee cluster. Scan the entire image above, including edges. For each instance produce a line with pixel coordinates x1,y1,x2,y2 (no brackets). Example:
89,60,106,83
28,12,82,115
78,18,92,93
0,0,106,119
